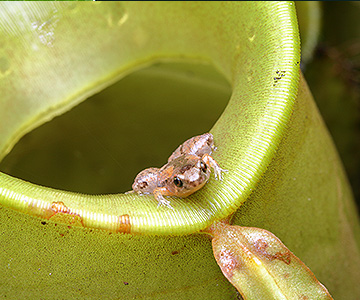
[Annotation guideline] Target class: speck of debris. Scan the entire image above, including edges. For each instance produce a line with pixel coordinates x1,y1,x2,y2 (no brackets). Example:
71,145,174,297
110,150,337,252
273,70,286,86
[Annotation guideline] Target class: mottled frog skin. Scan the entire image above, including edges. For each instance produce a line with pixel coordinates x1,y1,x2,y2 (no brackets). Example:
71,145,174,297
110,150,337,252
130,133,226,209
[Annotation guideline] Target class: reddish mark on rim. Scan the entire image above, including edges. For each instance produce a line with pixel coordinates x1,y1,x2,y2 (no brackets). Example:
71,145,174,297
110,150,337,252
51,201,71,214
117,214,131,234
45,201,85,227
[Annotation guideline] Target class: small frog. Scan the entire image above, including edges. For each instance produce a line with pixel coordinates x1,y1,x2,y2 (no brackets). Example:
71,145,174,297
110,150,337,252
129,133,226,209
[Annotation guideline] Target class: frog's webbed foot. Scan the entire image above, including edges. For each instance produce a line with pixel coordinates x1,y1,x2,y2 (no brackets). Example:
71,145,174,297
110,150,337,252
213,166,228,180
154,188,174,210
157,197,174,210
202,154,228,180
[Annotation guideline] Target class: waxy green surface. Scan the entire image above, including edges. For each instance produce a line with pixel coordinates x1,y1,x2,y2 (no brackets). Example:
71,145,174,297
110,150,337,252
0,2,359,299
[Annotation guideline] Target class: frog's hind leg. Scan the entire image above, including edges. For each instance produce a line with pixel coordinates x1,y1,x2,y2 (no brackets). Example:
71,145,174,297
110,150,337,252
202,154,228,180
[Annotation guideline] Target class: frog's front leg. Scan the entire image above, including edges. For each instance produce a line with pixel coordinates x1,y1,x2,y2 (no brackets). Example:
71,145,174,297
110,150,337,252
202,154,227,180
153,187,174,210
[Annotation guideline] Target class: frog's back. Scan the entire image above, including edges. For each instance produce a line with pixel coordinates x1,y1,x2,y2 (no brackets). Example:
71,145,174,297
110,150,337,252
168,133,214,162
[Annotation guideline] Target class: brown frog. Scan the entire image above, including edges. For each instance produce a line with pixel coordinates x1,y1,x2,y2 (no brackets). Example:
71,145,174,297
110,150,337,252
129,133,226,209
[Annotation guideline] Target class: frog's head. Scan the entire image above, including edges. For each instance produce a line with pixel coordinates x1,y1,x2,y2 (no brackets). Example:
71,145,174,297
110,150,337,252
159,155,211,198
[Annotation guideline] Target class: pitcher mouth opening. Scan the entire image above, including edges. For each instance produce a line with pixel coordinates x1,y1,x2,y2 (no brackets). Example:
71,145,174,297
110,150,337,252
0,61,231,195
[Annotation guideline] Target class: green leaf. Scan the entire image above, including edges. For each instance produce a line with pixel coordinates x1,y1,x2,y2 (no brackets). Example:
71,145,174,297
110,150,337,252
211,222,333,300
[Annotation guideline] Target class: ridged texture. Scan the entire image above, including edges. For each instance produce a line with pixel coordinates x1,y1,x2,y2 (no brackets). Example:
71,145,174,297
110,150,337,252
0,2,300,235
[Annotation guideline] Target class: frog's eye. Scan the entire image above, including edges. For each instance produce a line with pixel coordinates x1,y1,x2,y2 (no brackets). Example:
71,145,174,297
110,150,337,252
200,161,208,173
173,176,183,187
